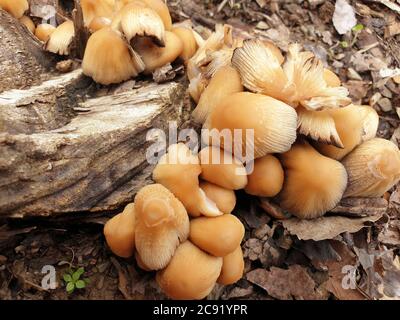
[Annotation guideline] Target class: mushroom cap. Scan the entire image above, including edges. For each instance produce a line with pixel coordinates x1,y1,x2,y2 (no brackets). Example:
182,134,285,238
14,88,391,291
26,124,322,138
0,0,28,19
120,3,165,45
244,154,284,197
153,143,221,217
19,15,35,33
134,184,190,270
81,0,114,27
278,141,348,219
217,245,244,285
34,24,56,42
82,27,145,85
199,146,248,190
156,241,223,300
200,181,236,215
133,31,183,73
342,138,400,198
103,203,136,258
45,20,75,55
88,16,111,32
135,251,152,271
262,40,284,65
314,105,379,160
189,214,245,257
323,68,341,87
205,92,298,159
192,65,243,124
171,27,198,62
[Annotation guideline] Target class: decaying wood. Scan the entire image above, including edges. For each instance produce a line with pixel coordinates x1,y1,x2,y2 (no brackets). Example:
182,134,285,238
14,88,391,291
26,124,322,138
0,80,188,218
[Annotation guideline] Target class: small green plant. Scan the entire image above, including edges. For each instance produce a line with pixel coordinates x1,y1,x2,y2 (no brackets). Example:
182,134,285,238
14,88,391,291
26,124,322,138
63,267,89,294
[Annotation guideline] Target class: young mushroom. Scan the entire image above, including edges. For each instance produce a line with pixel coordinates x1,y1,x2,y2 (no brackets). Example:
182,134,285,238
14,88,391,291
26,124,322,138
156,241,223,300
199,146,248,190
45,20,75,55
153,143,222,217
81,0,114,27
278,140,348,219
0,0,28,19
19,15,35,33
88,16,111,33
189,214,245,257
82,27,145,85
217,246,244,285
204,92,297,159
171,26,198,62
134,184,189,270
35,24,56,42
342,138,400,198
244,154,284,197
103,203,136,258
199,181,236,215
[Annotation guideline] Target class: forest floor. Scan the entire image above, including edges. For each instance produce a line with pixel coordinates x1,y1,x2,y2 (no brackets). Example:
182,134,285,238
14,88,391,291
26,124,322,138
1,0,400,300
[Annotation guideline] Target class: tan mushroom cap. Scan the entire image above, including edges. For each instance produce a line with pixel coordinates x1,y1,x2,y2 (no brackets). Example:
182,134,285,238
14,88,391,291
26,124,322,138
200,181,236,215
88,16,111,32
0,0,28,19
323,68,341,87
199,146,248,190
171,27,198,62
192,65,243,124
189,214,245,257
19,15,35,33
342,138,400,198
133,31,183,73
35,24,56,42
204,92,298,159
45,20,75,55
278,141,348,219
314,104,379,160
81,0,114,27
135,251,152,271
156,241,223,300
134,184,189,270
262,40,284,65
217,246,244,285
82,27,145,85
244,154,284,197
103,203,136,258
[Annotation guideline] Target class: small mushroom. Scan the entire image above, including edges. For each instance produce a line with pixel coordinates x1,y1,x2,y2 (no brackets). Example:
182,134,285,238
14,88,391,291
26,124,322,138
134,184,190,270
217,246,244,285
314,104,379,160
244,154,284,197
199,146,248,190
156,241,223,300
278,140,348,219
0,0,28,19
342,138,400,198
103,203,136,258
171,26,198,62
19,15,35,33
189,214,245,257
204,92,297,159
34,24,56,42
81,0,114,27
45,20,75,55
200,181,236,215
88,16,111,33
82,27,145,85
153,143,222,217
133,31,183,73
323,68,341,87
192,65,243,124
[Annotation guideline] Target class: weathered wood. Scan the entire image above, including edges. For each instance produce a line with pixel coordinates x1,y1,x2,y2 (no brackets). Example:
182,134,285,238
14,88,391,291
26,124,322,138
0,81,188,218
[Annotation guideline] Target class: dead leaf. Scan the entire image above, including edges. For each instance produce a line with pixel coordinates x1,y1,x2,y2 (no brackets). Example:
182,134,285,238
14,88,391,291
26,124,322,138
330,197,388,217
332,0,357,34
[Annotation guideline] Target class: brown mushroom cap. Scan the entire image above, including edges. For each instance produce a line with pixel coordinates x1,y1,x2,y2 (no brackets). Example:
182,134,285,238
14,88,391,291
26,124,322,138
342,138,400,198
103,203,136,258
82,27,145,85
88,16,111,32
171,27,198,62
34,24,56,42
156,241,223,300
199,146,248,190
200,181,236,215
204,92,297,159
81,0,114,27
0,0,28,19
133,31,183,73
192,65,243,124
278,140,348,219
134,184,190,270
19,15,35,33
45,20,75,55
189,214,245,257
244,154,284,197
217,246,244,285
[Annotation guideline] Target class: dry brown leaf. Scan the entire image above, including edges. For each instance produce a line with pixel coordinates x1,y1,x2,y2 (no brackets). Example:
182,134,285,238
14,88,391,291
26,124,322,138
282,214,383,241
330,197,388,217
